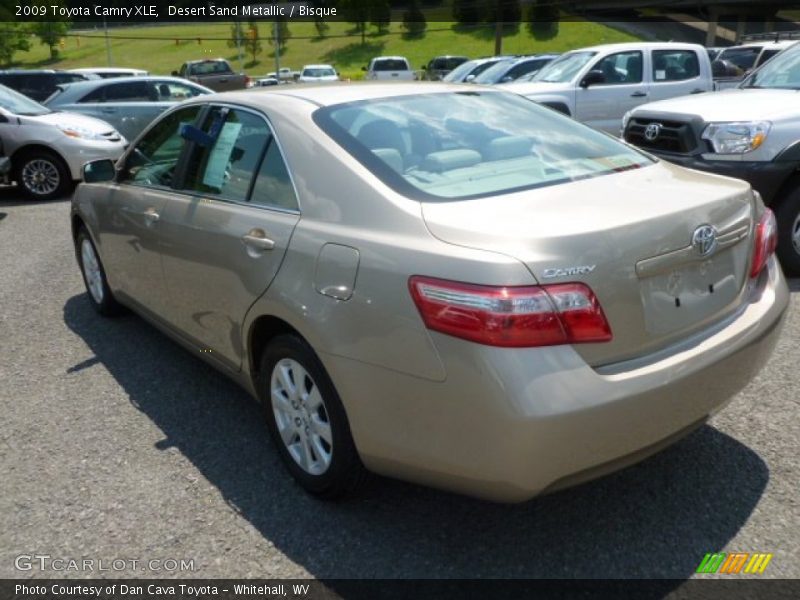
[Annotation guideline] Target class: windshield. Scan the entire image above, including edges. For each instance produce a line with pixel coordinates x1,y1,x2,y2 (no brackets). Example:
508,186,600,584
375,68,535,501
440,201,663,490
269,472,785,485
313,91,652,201
473,59,515,84
443,59,501,82
717,47,760,71
533,51,596,83
742,43,800,89
303,68,336,78
0,83,50,116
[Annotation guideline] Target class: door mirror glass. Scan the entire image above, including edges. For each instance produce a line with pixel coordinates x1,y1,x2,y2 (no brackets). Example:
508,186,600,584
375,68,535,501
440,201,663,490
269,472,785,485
580,70,606,88
82,159,116,183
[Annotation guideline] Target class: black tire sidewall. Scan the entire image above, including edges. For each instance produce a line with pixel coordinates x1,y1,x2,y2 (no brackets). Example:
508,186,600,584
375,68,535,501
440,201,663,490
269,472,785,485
16,151,72,201
260,335,362,497
775,190,800,277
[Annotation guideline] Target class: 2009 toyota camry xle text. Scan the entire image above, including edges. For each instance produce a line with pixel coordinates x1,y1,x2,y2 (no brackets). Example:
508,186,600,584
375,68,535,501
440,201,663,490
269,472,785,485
71,84,788,502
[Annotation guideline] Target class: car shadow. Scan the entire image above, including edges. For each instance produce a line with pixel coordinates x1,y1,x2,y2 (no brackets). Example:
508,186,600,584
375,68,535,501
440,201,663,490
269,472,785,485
63,294,769,583
0,184,72,207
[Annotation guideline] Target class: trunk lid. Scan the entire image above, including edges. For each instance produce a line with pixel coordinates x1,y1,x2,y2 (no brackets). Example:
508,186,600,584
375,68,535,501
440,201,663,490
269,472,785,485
421,161,755,366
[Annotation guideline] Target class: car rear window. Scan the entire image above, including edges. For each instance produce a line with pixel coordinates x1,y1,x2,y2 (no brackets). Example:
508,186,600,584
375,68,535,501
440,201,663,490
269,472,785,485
373,59,409,71
314,91,653,202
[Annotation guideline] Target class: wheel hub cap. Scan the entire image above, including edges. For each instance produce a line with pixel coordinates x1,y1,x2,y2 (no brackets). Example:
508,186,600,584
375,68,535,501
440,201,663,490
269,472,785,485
270,358,333,476
22,159,60,196
80,239,104,304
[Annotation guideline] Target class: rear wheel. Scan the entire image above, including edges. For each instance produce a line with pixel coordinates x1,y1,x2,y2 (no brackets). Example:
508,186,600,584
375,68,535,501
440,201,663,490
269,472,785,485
75,228,123,316
774,187,800,276
15,151,73,201
261,335,366,499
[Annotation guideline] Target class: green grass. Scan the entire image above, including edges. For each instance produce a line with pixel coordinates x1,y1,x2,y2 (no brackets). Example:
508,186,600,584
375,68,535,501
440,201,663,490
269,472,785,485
6,19,641,80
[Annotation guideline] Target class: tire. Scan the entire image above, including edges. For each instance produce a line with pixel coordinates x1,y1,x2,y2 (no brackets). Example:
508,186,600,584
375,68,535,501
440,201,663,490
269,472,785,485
774,187,800,277
261,335,366,499
75,228,124,317
15,150,73,201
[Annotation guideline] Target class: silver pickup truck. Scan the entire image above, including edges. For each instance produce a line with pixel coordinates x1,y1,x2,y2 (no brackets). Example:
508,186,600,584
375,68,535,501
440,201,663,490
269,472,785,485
173,59,248,92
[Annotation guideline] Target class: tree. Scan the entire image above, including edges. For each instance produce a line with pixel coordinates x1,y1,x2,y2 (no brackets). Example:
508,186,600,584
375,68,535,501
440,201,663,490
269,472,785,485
31,1,70,60
402,0,427,39
0,24,31,67
452,0,480,25
246,21,263,63
341,0,371,44
314,17,330,39
371,0,391,34
267,19,290,56
527,0,559,40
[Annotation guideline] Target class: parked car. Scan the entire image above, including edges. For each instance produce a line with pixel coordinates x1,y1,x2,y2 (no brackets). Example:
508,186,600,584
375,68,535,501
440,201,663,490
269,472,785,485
706,47,725,62
44,76,212,141
69,67,149,79
472,54,559,85
298,65,339,83
0,83,126,200
267,68,299,82
622,39,800,274
442,56,513,83
363,56,414,81
251,77,279,88
712,39,795,90
421,56,469,81
0,70,97,103
73,84,787,502
506,42,714,134
173,59,249,92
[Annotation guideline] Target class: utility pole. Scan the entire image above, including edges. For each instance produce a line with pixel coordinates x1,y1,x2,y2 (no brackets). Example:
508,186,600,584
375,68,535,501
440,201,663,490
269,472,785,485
103,17,113,66
494,21,503,56
235,21,244,71
274,20,280,78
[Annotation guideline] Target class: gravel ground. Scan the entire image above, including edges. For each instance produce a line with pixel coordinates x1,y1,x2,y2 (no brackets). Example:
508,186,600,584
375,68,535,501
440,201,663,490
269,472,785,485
1,189,798,581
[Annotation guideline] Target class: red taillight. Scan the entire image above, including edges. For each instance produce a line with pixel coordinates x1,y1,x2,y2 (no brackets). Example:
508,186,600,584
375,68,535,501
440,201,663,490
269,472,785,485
750,208,778,279
408,276,612,348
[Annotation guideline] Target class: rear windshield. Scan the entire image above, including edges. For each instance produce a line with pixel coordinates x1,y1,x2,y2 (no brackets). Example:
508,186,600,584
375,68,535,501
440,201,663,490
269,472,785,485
313,91,652,202
372,59,409,71
190,61,232,75
432,57,468,70
303,68,336,77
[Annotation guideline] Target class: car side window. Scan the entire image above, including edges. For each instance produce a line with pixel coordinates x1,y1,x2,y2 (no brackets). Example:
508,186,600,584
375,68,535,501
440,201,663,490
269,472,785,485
593,51,643,84
105,81,154,102
652,50,700,82
155,82,203,101
183,107,270,203
80,87,106,103
123,105,202,187
250,139,298,211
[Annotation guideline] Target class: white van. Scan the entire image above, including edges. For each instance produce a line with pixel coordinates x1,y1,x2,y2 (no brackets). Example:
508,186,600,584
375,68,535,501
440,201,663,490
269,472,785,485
363,56,414,81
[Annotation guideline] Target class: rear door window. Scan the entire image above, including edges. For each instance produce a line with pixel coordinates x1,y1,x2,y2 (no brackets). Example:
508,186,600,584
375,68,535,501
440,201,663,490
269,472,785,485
652,50,701,82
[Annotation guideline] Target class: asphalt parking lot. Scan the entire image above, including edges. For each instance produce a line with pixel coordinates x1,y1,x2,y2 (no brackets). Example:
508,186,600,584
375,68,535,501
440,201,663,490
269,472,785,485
1,187,798,581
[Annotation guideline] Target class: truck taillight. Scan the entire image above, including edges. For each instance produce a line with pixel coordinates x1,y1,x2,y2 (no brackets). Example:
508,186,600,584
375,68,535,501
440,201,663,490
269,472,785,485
409,276,612,348
750,208,778,279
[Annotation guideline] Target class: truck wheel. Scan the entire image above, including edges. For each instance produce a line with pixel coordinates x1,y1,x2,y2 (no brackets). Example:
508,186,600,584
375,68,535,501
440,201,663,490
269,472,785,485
775,187,800,276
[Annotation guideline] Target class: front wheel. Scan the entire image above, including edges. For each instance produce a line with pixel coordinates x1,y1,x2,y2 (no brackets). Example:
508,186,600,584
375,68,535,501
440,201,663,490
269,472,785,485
261,335,366,499
15,151,73,201
775,187,800,276
75,228,123,316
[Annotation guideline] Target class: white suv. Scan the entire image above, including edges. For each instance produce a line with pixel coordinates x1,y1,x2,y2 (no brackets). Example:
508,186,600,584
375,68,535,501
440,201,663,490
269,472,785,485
363,56,414,81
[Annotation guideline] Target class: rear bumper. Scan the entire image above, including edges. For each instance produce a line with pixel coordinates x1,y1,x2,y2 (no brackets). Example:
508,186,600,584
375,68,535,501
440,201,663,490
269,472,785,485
652,154,798,205
323,258,789,502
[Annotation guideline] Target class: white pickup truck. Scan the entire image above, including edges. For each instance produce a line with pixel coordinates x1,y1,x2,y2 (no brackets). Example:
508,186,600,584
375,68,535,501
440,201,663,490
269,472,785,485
506,42,714,134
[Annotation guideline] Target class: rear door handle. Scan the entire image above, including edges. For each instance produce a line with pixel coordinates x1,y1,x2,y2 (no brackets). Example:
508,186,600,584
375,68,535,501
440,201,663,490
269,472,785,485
142,207,160,223
242,230,275,251
631,91,648,97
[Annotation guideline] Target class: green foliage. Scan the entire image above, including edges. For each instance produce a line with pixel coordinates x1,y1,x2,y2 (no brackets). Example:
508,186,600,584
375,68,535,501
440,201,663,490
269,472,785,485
31,1,70,59
452,0,480,25
314,18,330,39
371,0,391,34
527,0,560,40
267,20,290,55
0,23,31,67
403,0,427,39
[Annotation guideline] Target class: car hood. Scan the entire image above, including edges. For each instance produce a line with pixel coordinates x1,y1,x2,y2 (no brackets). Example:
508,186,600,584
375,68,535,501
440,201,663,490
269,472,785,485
503,81,574,95
631,88,800,121
20,110,119,134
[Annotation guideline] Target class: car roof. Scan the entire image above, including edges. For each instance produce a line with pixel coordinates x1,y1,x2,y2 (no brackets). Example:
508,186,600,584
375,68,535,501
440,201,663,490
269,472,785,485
371,56,409,61
196,82,499,109
46,76,212,102
70,67,147,73
573,42,704,53
302,64,335,69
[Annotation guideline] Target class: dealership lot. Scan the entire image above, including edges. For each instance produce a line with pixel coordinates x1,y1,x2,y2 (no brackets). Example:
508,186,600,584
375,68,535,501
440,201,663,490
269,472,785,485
1,189,798,580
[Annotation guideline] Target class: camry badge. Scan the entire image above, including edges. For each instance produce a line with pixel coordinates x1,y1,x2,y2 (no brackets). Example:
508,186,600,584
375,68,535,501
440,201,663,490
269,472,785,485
542,265,596,278
692,225,718,257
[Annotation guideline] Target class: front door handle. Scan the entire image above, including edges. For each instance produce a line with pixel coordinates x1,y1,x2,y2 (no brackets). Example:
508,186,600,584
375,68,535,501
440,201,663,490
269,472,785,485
630,91,648,97
142,207,160,223
242,230,275,251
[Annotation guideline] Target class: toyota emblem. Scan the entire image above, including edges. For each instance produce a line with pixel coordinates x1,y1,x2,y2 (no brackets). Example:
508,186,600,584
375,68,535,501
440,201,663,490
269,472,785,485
644,122,662,141
692,225,718,257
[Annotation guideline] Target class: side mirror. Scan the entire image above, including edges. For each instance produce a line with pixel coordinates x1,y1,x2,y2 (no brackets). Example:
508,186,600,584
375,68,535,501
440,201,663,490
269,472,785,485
361,66,367,72
465,74,476,82
171,70,179,77
421,65,427,70
82,159,116,183
580,70,605,88
500,75,513,83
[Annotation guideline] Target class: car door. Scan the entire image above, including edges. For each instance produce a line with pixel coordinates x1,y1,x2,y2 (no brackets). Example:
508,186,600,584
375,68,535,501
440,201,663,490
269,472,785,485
95,104,203,317
575,50,647,134
647,48,706,103
157,104,300,370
